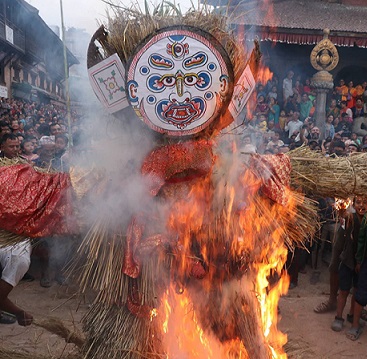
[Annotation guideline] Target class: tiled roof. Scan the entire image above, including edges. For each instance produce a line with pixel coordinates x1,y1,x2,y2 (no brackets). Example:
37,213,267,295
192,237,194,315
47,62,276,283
230,0,367,34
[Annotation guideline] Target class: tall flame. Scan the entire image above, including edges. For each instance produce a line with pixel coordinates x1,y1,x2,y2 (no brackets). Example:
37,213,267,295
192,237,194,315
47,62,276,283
148,140,294,358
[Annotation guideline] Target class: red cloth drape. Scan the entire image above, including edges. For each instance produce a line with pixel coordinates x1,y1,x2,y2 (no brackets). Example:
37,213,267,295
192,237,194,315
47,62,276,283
251,153,291,206
0,164,76,238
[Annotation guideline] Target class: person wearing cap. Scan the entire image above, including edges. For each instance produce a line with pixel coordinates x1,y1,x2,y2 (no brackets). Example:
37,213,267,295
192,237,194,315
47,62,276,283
335,113,352,135
330,140,347,157
346,141,359,154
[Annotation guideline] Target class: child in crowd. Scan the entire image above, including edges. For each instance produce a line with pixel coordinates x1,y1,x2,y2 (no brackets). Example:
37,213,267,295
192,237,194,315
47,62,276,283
278,109,287,131
20,138,39,163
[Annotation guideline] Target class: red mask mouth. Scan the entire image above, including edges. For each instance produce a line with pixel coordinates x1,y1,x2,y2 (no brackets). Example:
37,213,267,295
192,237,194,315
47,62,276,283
162,100,201,126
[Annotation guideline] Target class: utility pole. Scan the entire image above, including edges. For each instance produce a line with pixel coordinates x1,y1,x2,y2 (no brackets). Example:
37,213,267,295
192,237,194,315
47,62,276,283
60,0,73,147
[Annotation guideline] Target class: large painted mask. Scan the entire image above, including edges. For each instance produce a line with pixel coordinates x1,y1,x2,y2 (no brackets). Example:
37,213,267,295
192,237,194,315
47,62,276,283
126,26,234,137
88,23,257,138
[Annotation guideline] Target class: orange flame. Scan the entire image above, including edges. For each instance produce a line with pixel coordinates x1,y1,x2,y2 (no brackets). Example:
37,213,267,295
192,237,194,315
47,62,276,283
149,142,294,358
334,197,352,211
257,66,273,89
246,64,273,120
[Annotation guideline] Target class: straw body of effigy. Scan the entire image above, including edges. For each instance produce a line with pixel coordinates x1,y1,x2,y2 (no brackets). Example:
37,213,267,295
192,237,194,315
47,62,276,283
288,146,367,199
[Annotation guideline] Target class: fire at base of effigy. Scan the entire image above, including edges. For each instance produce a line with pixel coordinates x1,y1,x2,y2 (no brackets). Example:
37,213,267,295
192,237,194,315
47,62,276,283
75,140,318,359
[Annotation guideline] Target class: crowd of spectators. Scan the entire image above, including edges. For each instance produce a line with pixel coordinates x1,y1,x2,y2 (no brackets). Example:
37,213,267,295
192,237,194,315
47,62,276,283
0,97,82,171
240,71,367,157
0,97,83,326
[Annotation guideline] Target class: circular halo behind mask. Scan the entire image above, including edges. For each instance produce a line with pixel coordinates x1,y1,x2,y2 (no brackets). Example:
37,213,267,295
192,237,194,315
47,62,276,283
126,26,234,137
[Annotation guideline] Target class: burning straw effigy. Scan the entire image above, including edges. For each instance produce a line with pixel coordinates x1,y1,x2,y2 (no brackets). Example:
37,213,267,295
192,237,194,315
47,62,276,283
1,3,367,359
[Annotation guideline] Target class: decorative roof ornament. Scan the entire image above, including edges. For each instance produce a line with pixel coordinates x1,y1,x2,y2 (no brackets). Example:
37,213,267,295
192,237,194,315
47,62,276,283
310,28,339,71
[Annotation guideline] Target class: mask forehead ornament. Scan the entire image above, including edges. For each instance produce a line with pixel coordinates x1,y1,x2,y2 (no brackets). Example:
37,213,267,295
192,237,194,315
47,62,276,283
126,27,234,137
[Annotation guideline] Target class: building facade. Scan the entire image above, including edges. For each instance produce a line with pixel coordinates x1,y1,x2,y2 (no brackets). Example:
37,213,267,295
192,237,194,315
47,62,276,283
0,0,78,103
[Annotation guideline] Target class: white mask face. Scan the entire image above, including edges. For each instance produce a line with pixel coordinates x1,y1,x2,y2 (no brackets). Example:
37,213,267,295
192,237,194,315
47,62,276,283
126,27,233,137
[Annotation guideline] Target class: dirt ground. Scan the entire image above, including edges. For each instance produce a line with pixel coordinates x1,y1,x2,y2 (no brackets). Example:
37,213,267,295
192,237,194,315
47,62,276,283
1,262,367,359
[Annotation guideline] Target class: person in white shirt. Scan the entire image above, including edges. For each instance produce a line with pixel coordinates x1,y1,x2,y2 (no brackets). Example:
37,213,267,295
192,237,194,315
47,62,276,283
0,240,33,326
285,111,303,138
266,131,284,151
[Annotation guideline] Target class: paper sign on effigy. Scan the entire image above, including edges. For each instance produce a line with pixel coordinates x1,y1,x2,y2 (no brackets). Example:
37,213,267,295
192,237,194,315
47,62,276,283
228,64,256,119
88,53,129,113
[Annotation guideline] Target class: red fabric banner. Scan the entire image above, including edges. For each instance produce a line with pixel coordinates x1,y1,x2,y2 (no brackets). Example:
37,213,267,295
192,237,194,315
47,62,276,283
0,164,76,238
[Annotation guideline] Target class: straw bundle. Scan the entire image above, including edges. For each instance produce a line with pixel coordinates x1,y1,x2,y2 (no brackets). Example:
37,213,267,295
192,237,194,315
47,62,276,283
71,225,164,307
253,191,319,250
191,282,272,359
83,302,164,359
288,146,367,199
70,217,129,304
284,338,315,358
33,318,85,349
211,149,319,251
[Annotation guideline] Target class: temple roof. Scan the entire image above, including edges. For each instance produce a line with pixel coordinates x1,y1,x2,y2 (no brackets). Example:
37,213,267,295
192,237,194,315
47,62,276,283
225,0,367,47
230,0,367,33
